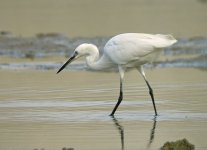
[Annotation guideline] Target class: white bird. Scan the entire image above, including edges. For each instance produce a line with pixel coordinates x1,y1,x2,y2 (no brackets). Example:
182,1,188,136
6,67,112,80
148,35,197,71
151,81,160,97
57,33,177,116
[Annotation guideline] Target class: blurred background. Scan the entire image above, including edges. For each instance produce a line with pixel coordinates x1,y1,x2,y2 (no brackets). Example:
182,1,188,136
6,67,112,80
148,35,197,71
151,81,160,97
0,0,207,38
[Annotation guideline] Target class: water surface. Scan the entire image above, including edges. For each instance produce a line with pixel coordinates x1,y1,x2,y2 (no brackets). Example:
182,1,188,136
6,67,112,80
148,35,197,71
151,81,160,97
0,69,207,150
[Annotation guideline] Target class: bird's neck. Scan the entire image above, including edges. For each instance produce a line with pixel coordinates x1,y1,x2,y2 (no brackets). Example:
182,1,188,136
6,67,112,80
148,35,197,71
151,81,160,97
84,44,112,71
85,46,102,70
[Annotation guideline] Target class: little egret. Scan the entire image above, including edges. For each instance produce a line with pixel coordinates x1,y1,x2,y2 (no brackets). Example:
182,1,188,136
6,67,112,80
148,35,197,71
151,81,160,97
57,33,177,116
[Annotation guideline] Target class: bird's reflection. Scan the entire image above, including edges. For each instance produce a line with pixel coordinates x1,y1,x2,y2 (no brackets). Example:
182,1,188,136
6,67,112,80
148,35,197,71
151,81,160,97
147,116,157,149
111,116,124,150
111,116,157,150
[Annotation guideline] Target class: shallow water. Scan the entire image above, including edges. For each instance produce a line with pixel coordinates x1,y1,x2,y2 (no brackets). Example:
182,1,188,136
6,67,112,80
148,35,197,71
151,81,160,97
0,68,207,150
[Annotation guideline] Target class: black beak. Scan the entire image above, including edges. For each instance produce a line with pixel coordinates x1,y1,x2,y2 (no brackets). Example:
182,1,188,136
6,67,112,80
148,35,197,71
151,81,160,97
56,52,78,74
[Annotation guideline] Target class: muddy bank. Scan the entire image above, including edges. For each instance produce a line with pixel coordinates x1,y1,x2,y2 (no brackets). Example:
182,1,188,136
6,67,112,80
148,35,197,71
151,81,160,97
0,32,207,70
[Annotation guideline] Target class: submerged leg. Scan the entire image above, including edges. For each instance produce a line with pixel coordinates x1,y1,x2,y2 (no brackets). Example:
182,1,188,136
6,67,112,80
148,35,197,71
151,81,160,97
138,67,158,116
110,66,125,116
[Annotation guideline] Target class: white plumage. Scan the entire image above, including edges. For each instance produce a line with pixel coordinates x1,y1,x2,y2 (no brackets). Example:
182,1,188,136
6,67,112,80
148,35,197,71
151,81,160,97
103,33,176,68
57,33,177,116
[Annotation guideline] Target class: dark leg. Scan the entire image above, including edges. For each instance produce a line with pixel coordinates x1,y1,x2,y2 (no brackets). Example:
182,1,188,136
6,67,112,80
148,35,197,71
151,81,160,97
110,78,123,116
138,67,158,116
145,79,157,116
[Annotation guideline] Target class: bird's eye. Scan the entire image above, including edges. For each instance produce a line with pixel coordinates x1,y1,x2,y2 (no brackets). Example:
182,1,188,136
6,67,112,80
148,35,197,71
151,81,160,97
74,51,78,56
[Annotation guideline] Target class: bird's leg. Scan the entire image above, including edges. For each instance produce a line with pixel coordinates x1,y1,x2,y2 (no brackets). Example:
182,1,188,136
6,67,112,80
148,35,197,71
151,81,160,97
110,77,123,116
110,66,125,116
138,67,158,116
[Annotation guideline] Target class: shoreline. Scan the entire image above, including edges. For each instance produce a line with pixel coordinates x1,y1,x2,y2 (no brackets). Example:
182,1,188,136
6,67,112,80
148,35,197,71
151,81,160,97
0,33,207,70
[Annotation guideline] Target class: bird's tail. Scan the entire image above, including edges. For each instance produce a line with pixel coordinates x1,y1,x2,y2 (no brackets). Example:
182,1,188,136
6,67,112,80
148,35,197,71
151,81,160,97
156,34,177,46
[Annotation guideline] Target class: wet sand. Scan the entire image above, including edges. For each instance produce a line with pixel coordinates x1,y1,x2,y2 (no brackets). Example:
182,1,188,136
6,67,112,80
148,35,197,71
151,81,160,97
0,68,207,150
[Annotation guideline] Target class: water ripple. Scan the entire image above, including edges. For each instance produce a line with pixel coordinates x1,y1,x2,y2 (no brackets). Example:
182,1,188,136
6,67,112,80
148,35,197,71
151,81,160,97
1,110,207,123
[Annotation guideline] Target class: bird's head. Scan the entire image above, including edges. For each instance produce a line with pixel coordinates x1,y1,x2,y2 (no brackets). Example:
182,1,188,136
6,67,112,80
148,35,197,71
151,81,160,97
56,43,98,74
